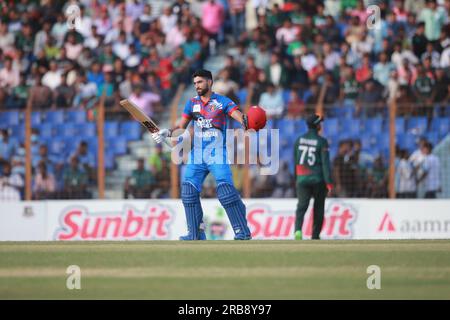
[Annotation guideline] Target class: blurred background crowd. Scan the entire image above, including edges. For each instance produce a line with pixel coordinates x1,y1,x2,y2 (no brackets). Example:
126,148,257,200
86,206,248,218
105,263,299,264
0,0,448,200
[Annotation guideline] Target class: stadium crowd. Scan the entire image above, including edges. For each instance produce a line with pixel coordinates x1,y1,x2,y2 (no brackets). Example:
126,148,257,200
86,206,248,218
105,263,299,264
0,0,448,200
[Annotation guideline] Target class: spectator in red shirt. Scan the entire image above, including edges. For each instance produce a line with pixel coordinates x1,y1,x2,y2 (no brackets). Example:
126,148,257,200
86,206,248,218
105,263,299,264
356,54,372,83
243,56,263,87
156,56,174,105
286,89,305,119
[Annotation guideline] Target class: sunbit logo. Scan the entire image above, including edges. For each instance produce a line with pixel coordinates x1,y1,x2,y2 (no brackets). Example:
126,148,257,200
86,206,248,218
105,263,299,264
55,205,173,240
247,201,357,239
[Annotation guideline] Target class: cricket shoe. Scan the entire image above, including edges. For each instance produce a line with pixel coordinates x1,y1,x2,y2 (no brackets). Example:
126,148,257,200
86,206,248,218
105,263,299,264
179,226,207,241
198,222,207,240
295,230,302,240
234,234,252,240
198,229,207,240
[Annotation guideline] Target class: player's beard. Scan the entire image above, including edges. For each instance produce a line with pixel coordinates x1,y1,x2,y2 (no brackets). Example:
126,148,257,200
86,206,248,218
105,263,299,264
196,85,209,97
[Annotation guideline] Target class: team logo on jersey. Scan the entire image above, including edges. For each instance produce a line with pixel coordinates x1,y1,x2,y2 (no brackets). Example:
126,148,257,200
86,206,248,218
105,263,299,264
193,104,201,112
209,99,223,111
195,116,213,129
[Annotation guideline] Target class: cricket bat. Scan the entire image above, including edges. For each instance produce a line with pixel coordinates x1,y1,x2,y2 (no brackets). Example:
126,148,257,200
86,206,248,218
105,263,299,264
119,99,172,147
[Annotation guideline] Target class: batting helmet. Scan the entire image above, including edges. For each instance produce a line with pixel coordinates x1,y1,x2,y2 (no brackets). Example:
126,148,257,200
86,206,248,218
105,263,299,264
246,106,267,131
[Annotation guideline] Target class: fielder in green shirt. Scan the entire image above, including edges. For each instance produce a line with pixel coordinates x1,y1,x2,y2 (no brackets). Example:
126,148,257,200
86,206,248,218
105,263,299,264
294,114,333,240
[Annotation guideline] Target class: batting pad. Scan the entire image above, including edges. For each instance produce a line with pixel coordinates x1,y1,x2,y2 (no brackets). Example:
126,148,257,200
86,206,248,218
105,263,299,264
217,183,251,239
180,182,203,240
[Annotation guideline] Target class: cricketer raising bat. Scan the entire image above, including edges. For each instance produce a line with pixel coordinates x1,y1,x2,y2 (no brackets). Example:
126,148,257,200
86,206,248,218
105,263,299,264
119,99,172,147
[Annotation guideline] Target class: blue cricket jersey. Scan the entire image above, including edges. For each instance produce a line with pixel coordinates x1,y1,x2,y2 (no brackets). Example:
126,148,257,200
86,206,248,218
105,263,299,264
182,92,239,160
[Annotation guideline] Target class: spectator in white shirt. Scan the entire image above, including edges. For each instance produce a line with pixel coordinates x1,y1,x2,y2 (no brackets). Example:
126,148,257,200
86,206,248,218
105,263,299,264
51,13,68,47
0,129,16,166
0,21,15,54
213,69,239,98
74,6,93,39
391,42,419,68
323,42,341,71
276,19,299,45
440,45,450,68
300,46,318,72
0,56,19,90
258,82,285,119
104,20,125,45
112,32,131,61
0,162,23,201
64,34,83,61
139,3,155,31
34,21,52,56
421,42,441,68
73,72,98,109
94,8,112,36
396,149,417,198
113,4,134,34
84,25,101,49
33,161,56,200
126,0,144,21
42,60,62,90
160,6,178,35
418,142,441,198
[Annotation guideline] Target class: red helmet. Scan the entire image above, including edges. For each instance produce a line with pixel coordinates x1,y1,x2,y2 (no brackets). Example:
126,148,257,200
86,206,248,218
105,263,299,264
246,106,267,131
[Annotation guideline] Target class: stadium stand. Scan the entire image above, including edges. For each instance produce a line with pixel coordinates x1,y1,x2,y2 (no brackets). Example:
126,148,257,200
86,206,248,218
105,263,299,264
0,0,448,200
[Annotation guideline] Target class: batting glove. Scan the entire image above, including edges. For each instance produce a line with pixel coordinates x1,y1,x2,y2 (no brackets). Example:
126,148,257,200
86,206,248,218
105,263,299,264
152,128,171,144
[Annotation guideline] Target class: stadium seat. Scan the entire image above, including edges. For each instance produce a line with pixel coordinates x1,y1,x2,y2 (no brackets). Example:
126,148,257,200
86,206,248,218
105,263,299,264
38,123,54,138
282,89,291,104
9,136,20,147
395,117,406,135
78,123,96,137
329,146,338,161
340,104,356,119
0,111,20,126
10,125,25,141
363,117,383,135
322,118,339,137
430,117,449,139
49,138,67,155
397,133,417,152
56,123,77,137
44,111,65,124
294,119,307,134
427,132,439,145
278,118,296,136
105,151,115,169
237,88,247,105
65,136,82,153
281,147,291,163
31,112,42,126
380,148,390,160
341,118,361,137
379,132,390,151
108,137,127,155
407,117,428,135
120,121,141,140
360,132,376,149
87,139,99,155
66,110,87,124
104,121,119,137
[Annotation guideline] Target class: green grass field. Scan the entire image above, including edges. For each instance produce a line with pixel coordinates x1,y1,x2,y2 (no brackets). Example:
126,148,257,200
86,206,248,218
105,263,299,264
1,240,450,299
